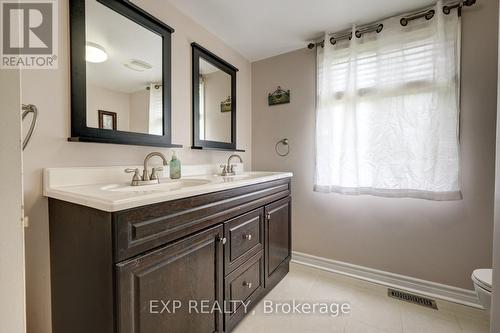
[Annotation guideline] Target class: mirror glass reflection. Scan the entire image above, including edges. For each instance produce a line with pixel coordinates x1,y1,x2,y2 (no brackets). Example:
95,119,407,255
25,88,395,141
198,58,232,143
85,0,163,135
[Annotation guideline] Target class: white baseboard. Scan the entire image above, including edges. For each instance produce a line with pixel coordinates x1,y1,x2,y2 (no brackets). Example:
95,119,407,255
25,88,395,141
291,251,482,309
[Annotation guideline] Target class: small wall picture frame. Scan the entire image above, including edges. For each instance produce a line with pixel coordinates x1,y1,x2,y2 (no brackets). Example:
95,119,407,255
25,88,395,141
98,110,117,130
268,86,290,106
220,96,232,113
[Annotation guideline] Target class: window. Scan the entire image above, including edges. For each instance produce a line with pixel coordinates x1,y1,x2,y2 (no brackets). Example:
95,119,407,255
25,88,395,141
315,4,461,200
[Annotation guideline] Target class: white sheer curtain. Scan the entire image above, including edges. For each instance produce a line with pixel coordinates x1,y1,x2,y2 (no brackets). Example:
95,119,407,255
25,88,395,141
148,83,163,135
315,1,461,200
199,75,206,140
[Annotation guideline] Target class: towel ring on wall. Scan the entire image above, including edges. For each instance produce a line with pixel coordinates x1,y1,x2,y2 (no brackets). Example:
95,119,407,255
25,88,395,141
275,138,289,157
22,104,38,150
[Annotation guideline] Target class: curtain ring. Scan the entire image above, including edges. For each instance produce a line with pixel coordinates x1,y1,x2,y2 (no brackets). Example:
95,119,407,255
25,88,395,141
425,9,435,20
275,138,289,157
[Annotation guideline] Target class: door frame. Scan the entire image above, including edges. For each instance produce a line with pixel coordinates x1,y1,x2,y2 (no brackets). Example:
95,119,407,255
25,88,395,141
0,67,26,332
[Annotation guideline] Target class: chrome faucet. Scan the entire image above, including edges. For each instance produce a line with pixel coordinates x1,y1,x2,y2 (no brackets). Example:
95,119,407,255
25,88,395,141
143,152,169,181
220,154,243,176
125,152,169,186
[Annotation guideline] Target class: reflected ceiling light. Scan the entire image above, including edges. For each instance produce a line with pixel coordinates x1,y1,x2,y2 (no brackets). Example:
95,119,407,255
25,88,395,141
124,59,153,72
86,42,108,63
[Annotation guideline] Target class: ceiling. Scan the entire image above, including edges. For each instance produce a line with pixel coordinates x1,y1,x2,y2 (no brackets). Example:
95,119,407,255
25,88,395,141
86,0,163,93
199,58,221,75
167,0,436,62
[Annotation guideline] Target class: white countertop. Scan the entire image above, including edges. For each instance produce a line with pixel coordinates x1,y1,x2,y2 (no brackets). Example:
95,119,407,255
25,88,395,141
43,165,292,212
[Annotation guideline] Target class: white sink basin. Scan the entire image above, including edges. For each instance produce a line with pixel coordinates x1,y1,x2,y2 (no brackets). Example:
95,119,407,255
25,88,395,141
216,174,252,181
213,172,276,181
101,178,211,192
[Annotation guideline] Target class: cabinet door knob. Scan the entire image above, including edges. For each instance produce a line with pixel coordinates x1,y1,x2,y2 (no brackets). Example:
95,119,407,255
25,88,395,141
243,234,252,241
266,212,271,220
243,281,252,289
218,237,227,245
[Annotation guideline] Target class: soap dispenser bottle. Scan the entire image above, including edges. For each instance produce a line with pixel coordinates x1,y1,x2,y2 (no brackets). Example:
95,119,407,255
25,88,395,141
169,150,181,179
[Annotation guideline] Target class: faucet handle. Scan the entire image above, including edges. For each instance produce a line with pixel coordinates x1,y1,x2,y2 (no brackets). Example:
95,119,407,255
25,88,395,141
150,167,164,181
125,168,139,176
124,168,141,185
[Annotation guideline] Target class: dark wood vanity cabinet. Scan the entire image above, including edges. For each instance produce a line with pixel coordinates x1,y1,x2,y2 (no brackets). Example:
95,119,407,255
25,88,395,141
49,178,291,333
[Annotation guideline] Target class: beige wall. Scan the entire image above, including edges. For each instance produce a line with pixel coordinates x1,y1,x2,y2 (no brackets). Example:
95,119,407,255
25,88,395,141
129,89,150,133
21,1,252,332
252,0,498,289
86,84,131,130
204,70,232,142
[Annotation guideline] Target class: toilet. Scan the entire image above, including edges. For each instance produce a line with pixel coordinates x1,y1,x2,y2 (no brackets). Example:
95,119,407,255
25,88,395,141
471,269,492,311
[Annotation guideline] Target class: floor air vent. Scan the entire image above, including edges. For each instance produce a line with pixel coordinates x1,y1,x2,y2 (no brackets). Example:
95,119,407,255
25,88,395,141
387,289,438,310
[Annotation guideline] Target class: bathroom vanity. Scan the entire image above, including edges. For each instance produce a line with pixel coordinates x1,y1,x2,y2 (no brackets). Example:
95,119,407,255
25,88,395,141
45,167,292,333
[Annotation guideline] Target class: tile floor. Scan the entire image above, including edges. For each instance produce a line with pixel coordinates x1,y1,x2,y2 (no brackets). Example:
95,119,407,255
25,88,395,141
233,263,490,333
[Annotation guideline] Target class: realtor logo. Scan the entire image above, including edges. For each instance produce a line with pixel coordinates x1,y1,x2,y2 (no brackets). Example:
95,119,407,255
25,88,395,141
1,0,58,68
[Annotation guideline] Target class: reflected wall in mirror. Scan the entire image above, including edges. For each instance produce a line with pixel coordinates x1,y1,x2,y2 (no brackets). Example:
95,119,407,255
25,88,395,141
85,0,162,135
198,58,232,143
192,43,238,151
70,0,179,147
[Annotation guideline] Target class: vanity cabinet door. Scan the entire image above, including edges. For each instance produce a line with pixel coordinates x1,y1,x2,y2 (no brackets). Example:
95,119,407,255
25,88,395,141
116,225,224,333
265,196,291,288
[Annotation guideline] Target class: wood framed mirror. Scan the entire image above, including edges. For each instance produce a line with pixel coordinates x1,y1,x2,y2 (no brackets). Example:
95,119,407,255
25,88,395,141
191,43,243,151
69,0,181,147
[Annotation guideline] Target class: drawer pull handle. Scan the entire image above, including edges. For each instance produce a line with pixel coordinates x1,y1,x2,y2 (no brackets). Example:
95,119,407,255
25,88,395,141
243,281,252,289
218,237,227,245
243,234,252,241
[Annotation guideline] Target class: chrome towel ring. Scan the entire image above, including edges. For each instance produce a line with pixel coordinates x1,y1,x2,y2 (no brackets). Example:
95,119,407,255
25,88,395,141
22,104,38,150
275,138,289,157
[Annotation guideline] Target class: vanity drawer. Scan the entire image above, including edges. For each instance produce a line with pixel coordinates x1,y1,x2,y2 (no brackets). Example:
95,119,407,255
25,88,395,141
113,178,290,262
224,208,264,275
225,251,264,331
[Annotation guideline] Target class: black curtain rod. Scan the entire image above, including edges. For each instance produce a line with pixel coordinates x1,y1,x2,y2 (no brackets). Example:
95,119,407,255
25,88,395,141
307,0,476,49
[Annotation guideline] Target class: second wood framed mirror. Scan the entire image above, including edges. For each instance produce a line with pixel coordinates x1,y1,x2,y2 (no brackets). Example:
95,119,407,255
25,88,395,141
191,43,243,151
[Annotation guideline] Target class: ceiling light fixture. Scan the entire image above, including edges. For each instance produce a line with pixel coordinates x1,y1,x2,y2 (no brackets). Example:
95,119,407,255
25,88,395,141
86,42,108,63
